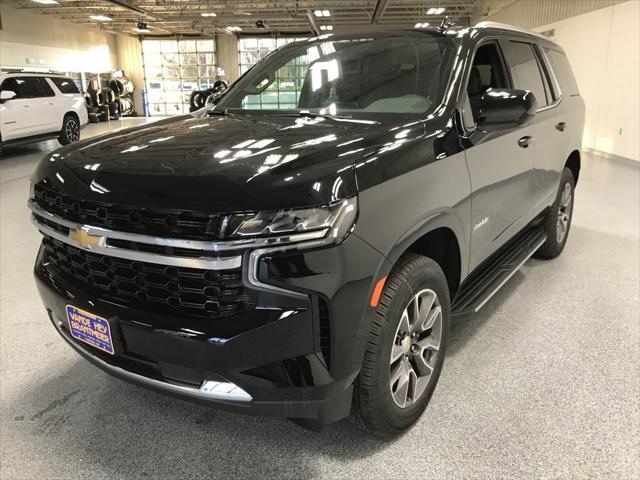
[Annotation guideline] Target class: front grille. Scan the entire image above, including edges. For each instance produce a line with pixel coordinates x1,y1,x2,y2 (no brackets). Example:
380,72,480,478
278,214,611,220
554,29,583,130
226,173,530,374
33,181,231,241
41,235,257,318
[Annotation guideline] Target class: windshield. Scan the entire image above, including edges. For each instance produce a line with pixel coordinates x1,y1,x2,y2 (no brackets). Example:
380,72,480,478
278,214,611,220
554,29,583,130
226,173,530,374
216,33,458,119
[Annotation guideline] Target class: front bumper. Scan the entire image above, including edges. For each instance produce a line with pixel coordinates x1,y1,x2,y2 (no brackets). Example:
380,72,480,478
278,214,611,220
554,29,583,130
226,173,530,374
34,232,387,426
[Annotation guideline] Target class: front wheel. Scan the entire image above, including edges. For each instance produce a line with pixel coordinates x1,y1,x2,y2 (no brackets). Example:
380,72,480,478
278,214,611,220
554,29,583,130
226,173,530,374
354,254,450,438
535,167,575,259
58,115,80,146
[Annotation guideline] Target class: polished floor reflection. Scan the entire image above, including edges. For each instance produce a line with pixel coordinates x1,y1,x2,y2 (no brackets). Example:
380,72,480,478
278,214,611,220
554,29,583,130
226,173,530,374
1,119,638,479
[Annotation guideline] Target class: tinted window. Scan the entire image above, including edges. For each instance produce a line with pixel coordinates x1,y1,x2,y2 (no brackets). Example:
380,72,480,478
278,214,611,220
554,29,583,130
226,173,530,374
544,47,580,97
502,41,549,107
466,42,510,123
49,77,80,94
10,77,55,98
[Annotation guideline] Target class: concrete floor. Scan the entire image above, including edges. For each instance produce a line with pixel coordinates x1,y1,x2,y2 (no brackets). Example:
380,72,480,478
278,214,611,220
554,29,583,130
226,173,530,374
1,119,638,480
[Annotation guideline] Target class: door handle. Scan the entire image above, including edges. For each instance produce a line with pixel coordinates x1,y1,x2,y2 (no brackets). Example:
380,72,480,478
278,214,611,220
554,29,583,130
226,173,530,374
555,122,566,132
517,136,532,148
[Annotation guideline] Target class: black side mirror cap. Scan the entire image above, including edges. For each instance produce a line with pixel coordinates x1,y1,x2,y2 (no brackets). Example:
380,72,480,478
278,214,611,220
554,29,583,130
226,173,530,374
477,88,537,131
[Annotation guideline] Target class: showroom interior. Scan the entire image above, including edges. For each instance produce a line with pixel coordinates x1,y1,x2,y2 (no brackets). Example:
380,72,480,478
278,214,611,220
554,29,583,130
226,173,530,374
0,0,638,478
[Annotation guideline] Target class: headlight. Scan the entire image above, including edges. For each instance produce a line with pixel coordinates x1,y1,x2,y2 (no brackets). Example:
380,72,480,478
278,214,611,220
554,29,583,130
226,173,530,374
232,197,357,244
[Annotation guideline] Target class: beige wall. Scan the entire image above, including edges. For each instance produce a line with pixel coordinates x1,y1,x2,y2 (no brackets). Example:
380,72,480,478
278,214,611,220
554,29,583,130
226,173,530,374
216,34,240,83
0,3,117,72
534,1,640,162
115,35,144,114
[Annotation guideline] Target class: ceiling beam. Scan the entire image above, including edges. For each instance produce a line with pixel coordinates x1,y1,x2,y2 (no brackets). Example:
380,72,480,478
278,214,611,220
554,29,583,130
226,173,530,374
305,9,320,35
370,0,390,24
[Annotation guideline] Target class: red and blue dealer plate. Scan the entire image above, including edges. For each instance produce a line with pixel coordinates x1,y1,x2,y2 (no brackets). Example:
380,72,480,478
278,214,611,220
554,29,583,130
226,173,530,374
65,305,115,355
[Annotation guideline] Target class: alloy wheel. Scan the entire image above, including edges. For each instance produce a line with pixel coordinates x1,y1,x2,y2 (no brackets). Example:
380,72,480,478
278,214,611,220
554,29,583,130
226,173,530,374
556,182,572,243
389,288,442,408
66,119,80,142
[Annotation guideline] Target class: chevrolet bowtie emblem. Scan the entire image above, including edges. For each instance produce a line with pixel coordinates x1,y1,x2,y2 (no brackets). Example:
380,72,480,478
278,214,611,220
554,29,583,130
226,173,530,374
69,228,104,249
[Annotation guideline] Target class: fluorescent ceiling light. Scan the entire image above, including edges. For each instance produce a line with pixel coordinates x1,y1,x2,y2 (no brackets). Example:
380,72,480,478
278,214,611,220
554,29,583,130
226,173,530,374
201,12,217,17
90,15,113,21
426,7,446,15
31,0,59,4
314,10,331,17
320,25,333,31
226,26,242,32
414,22,430,28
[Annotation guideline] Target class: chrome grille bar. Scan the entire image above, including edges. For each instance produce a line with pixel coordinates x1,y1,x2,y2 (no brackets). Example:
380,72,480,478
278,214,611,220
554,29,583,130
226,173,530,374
29,201,242,270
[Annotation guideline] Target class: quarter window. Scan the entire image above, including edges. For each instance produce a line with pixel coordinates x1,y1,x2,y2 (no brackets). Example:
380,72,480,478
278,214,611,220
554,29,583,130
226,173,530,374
502,41,549,107
49,77,80,94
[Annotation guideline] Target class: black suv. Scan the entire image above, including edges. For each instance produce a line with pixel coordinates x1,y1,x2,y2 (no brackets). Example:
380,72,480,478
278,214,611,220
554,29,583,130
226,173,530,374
30,23,584,437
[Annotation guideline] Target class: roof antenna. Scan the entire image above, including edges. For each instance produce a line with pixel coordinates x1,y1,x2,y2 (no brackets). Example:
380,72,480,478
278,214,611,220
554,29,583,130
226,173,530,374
438,16,450,32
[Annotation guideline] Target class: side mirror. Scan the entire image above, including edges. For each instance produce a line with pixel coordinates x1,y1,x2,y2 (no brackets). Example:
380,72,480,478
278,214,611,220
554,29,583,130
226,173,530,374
0,90,17,102
476,88,537,131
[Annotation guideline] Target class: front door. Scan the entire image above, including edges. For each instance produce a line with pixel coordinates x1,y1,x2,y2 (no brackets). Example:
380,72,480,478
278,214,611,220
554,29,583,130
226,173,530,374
461,40,536,271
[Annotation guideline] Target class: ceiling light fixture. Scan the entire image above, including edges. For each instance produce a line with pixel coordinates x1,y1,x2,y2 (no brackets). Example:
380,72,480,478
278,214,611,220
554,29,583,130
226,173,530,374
320,25,333,31
90,14,113,21
414,22,430,28
226,26,242,32
200,12,217,17
426,7,446,15
31,0,59,4
314,10,331,17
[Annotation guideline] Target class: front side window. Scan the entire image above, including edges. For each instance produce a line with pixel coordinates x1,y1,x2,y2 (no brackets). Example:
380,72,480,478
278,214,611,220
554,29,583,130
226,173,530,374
501,41,549,107
466,42,509,123
218,34,458,119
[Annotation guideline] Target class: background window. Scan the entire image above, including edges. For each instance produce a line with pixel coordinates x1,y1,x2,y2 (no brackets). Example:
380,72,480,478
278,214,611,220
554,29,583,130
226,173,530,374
142,39,217,116
239,37,307,74
502,41,549,107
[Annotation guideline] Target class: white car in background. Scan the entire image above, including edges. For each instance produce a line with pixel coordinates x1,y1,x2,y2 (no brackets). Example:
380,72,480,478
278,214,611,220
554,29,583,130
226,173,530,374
0,72,88,155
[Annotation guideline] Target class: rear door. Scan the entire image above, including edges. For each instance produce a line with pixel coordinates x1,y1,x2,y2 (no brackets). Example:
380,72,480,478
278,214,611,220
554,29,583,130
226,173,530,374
461,40,536,271
500,40,569,212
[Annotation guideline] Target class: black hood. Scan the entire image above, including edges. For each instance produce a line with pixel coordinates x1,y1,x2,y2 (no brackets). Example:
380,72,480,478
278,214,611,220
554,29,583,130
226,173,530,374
32,114,406,212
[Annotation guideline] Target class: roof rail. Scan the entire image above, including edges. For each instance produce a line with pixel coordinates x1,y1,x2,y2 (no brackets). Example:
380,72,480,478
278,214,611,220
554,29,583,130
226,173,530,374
473,21,551,41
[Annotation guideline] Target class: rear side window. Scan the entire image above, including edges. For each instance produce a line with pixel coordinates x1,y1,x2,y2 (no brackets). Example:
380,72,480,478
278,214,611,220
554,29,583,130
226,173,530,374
49,77,80,94
501,41,549,107
8,77,55,98
543,47,580,97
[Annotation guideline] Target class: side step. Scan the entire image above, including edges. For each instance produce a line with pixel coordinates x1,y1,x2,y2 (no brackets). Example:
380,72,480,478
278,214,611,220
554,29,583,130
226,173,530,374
451,227,547,319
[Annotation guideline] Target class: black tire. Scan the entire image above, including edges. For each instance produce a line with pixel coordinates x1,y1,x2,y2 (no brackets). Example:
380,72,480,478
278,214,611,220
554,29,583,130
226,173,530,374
354,253,450,438
534,167,575,259
58,114,80,145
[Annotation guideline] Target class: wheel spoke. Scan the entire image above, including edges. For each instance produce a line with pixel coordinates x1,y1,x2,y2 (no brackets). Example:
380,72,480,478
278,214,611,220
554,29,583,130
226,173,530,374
391,359,411,407
390,344,405,365
417,335,440,353
412,350,435,377
399,310,410,335
421,305,441,331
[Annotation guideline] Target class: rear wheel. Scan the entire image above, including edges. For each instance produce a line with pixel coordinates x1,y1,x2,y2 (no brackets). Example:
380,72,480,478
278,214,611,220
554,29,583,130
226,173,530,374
354,254,450,438
535,167,575,259
58,114,80,146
